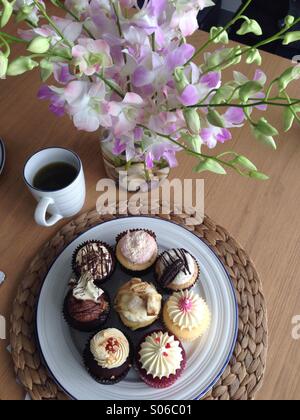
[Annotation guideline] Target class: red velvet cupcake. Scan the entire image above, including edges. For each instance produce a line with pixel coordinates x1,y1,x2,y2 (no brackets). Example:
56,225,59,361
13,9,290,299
136,330,186,388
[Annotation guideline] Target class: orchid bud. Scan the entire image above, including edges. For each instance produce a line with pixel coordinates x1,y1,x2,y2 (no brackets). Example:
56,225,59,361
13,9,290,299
174,67,189,93
0,51,8,78
246,49,262,66
27,36,51,54
283,107,295,132
285,15,295,27
194,158,226,175
283,31,300,45
255,118,278,137
16,5,35,23
237,19,262,36
207,109,225,128
239,81,262,102
40,58,53,82
184,109,201,135
183,133,202,153
7,56,38,76
278,67,300,91
210,27,229,44
249,171,269,180
0,0,14,28
252,126,277,150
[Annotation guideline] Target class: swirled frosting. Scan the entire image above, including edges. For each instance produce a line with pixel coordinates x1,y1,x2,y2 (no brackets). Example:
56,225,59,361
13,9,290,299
118,231,157,265
139,331,183,379
72,272,104,303
166,290,211,331
90,328,129,369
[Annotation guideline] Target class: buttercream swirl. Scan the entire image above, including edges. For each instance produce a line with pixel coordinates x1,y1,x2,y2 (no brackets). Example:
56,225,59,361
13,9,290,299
167,290,211,331
119,231,157,265
90,328,129,369
72,272,104,303
139,331,183,379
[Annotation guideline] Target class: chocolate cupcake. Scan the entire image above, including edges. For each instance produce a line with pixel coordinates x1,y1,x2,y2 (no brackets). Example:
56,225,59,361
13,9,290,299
63,272,110,332
84,328,132,385
136,330,186,389
114,278,162,331
72,240,115,285
155,249,199,292
115,229,158,274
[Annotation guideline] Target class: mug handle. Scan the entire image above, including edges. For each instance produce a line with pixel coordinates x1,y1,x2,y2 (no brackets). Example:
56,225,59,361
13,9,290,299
34,197,63,227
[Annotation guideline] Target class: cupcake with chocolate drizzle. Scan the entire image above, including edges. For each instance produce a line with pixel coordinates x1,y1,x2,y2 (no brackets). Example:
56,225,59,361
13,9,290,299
84,328,132,385
63,272,110,332
72,240,115,285
155,249,199,292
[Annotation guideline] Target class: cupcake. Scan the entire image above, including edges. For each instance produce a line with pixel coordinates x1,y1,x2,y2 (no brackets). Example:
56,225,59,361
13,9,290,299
163,290,211,341
72,240,115,285
84,328,132,384
115,229,158,273
63,272,110,332
155,249,199,292
114,278,162,331
136,330,186,388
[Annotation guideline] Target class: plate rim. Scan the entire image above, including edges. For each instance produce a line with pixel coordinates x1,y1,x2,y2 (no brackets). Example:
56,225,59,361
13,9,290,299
0,138,5,174
35,215,239,401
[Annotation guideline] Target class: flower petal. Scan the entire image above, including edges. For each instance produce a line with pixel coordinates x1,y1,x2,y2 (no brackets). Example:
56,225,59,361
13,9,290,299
179,85,200,106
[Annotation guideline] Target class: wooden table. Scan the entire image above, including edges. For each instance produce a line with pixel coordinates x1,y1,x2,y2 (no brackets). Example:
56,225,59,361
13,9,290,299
1,18,300,400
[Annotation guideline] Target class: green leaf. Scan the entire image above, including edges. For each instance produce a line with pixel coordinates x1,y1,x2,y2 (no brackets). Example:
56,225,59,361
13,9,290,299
231,155,257,171
183,109,201,134
6,56,39,76
249,170,269,180
278,67,300,91
39,59,53,82
283,107,295,132
210,26,229,44
0,0,14,28
27,36,51,54
239,81,262,102
194,158,227,175
255,118,279,137
207,109,226,128
237,19,262,36
245,49,262,66
252,126,277,150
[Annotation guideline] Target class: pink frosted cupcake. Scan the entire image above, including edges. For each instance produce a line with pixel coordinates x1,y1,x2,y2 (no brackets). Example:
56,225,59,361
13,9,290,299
136,330,186,388
116,229,158,274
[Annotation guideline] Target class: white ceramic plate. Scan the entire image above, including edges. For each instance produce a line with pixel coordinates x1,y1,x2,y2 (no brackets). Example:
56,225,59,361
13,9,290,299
0,138,5,175
36,216,238,400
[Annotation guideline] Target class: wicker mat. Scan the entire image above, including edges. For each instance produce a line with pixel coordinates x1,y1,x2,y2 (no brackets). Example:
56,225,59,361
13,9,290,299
10,207,268,400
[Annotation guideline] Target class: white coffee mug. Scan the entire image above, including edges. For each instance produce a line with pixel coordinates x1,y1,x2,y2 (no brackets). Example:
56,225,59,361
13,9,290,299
24,147,86,227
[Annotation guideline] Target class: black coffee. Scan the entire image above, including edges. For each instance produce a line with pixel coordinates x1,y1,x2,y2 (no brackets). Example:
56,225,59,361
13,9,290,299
33,162,78,192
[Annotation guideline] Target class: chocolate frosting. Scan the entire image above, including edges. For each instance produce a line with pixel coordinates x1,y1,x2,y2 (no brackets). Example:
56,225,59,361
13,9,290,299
75,242,113,280
159,249,192,286
67,293,109,323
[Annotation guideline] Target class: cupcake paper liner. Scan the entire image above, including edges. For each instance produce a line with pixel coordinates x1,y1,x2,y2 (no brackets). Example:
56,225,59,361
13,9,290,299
62,290,111,333
155,249,200,293
135,329,186,389
72,240,116,284
83,332,134,385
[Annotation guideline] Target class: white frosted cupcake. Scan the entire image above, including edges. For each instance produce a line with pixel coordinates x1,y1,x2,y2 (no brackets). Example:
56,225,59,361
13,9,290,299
163,290,211,341
155,249,199,292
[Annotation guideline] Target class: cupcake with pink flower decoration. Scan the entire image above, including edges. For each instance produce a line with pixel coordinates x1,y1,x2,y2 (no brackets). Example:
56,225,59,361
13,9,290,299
163,290,211,341
115,229,158,273
136,330,186,389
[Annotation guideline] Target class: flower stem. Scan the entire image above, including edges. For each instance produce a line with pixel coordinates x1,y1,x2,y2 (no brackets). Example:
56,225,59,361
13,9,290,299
202,17,300,75
32,0,73,48
0,31,28,44
95,72,125,98
188,0,253,63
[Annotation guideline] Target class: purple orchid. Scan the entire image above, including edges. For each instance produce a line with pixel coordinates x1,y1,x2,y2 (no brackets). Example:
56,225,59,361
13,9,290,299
72,38,113,76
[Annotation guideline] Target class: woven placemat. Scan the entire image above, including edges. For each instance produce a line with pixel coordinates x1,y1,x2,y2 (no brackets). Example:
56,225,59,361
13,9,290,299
10,206,268,400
